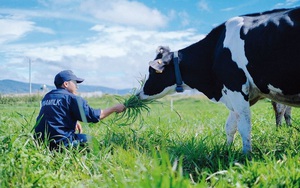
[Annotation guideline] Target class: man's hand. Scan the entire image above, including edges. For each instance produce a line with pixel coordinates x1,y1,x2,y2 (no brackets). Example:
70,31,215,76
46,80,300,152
114,104,126,113
75,121,83,133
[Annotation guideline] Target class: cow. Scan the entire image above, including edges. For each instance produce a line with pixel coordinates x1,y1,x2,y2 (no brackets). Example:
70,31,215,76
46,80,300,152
272,101,292,126
137,7,300,154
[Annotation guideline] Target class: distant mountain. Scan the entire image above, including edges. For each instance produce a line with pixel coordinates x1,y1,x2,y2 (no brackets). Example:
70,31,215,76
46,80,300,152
0,79,131,95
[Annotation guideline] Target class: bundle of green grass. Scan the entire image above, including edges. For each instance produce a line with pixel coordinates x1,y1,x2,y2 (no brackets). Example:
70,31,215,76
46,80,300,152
113,94,156,126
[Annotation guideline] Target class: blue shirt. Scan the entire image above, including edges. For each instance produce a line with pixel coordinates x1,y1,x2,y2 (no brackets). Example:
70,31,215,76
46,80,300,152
35,88,101,142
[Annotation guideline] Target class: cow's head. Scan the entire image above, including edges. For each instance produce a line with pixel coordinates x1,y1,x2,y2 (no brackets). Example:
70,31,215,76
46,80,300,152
138,46,178,100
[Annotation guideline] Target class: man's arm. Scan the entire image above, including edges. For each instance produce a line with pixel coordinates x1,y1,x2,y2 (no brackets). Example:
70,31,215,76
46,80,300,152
100,104,126,120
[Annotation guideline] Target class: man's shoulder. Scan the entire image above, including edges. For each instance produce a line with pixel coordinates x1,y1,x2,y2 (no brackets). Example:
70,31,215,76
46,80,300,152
47,88,71,95
43,89,73,99
44,89,86,101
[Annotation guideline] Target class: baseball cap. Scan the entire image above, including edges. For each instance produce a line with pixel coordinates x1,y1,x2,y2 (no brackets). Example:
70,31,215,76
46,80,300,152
54,70,84,86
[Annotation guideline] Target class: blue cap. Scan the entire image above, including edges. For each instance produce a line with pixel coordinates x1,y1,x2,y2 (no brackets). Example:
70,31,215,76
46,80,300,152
54,70,84,86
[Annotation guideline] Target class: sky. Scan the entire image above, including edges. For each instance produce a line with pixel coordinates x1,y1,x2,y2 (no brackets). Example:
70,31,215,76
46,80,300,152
1,0,300,91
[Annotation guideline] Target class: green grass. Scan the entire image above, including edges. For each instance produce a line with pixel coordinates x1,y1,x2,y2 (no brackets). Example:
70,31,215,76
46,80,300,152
112,95,156,126
0,94,299,187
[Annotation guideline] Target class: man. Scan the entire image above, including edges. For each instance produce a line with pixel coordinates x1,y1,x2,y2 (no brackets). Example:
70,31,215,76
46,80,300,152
35,70,125,150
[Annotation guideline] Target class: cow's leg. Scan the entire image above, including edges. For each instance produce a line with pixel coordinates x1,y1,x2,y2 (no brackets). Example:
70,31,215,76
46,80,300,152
272,101,285,127
284,106,292,126
225,111,238,145
236,105,252,154
221,90,252,154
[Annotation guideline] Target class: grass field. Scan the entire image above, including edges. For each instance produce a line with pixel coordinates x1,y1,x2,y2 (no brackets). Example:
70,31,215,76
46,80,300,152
0,94,299,187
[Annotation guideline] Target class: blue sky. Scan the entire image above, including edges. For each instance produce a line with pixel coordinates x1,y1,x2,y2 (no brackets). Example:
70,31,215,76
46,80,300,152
1,0,299,91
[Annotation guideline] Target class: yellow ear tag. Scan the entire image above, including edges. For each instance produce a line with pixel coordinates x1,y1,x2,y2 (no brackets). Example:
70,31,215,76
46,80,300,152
157,59,163,64
156,70,163,73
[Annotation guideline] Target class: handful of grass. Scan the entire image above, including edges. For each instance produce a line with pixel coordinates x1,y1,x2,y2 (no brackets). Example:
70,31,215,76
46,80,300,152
113,95,156,126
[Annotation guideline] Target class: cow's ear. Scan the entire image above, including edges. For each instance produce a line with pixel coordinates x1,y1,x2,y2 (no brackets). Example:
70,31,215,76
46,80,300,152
156,46,170,54
149,59,164,73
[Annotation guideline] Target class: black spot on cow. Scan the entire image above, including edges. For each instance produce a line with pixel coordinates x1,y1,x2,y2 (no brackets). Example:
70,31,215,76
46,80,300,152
213,48,247,94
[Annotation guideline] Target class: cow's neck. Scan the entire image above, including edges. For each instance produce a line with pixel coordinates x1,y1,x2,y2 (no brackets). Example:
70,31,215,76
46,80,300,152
179,24,225,99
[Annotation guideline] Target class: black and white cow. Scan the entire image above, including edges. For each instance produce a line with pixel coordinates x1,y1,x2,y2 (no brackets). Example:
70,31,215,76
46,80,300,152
138,7,300,153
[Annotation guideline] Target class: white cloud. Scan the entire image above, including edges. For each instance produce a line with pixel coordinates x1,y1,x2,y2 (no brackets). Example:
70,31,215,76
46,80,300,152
38,0,82,7
0,15,54,44
79,0,168,29
177,11,190,27
0,19,34,43
197,0,210,12
0,0,205,90
2,23,203,89
286,0,299,5
275,0,299,7
221,7,235,12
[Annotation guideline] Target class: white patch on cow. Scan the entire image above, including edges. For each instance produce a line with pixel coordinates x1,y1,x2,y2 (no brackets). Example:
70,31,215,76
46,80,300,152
224,17,247,66
270,14,294,27
219,86,247,110
139,84,176,100
219,85,252,153
223,17,254,86
268,84,283,95
284,15,294,26
243,13,294,35
225,111,238,145
139,82,191,100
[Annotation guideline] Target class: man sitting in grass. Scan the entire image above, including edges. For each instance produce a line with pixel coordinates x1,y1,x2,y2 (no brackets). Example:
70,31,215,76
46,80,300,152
34,70,126,150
